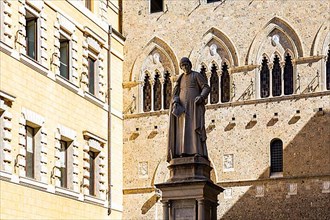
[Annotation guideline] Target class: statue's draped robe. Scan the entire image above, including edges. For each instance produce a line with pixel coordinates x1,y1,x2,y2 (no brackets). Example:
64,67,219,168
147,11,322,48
167,71,210,162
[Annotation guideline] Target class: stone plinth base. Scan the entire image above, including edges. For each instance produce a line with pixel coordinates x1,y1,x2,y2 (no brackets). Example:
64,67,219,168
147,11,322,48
155,156,224,220
167,156,212,182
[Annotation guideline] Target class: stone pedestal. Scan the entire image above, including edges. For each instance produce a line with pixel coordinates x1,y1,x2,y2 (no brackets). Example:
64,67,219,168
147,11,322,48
155,156,223,220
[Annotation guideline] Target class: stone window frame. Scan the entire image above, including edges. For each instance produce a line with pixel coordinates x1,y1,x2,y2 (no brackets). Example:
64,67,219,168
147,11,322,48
82,33,106,102
18,108,48,183
17,0,48,67
54,125,79,192
140,70,174,113
53,13,80,93
0,91,15,174
270,138,283,178
82,131,107,200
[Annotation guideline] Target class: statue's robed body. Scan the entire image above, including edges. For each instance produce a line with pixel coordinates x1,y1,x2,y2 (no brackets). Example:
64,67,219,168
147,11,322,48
167,58,210,162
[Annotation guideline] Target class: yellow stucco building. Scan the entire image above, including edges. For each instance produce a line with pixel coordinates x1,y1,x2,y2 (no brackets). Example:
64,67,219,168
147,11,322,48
0,0,124,219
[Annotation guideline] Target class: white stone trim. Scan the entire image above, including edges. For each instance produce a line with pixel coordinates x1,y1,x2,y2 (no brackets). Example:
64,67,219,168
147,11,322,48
0,95,13,173
82,134,106,199
55,74,80,94
54,125,79,192
18,109,47,183
0,0,13,47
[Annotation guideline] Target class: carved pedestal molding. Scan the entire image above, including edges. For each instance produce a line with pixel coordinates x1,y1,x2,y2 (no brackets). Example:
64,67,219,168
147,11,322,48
156,156,223,220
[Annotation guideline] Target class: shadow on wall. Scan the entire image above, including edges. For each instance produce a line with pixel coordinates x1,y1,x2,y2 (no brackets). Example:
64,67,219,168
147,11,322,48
220,111,330,220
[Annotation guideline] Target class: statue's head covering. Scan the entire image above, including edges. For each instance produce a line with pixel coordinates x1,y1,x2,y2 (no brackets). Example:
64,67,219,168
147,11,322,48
180,57,192,67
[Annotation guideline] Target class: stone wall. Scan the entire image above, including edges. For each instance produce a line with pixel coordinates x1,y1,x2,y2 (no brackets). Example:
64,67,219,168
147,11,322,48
122,0,330,219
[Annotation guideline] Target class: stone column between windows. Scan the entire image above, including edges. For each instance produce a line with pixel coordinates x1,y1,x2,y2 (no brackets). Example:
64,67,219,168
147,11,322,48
150,78,155,112
160,77,165,110
206,71,211,104
268,63,273,98
281,62,285,96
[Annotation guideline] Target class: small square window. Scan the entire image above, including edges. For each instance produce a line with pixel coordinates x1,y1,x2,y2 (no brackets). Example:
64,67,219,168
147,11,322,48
150,0,163,13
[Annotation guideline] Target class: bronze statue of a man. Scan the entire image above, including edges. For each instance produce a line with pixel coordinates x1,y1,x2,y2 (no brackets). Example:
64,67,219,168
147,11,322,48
167,57,210,162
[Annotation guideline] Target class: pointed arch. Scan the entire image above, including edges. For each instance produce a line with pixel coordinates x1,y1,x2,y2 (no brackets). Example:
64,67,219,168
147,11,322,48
247,16,304,65
310,22,330,56
129,36,179,82
190,27,239,70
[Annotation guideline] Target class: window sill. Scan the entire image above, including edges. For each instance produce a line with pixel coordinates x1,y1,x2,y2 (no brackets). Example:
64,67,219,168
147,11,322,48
55,186,83,200
55,74,80,94
84,92,107,110
0,170,12,181
270,172,283,178
19,176,48,190
84,195,106,206
20,54,49,77
0,40,13,56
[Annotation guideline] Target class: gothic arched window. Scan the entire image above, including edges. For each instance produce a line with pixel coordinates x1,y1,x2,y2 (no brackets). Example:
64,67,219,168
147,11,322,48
153,72,161,111
143,74,151,112
270,139,283,174
163,71,172,110
284,53,294,95
272,55,282,97
221,62,230,103
326,48,330,90
210,64,219,104
260,57,270,98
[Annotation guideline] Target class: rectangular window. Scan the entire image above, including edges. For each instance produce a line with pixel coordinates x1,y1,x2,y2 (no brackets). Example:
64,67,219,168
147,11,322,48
150,0,163,13
60,35,70,80
207,0,221,3
26,126,35,178
89,151,96,196
26,12,38,60
59,140,68,188
88,56,96,95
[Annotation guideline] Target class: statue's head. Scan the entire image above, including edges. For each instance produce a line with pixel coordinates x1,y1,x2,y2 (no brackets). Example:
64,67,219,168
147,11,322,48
180,57,192,74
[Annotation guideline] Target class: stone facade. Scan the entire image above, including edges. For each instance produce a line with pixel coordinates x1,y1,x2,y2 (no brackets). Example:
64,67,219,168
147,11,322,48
122,0,330,219
0,0,124,219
